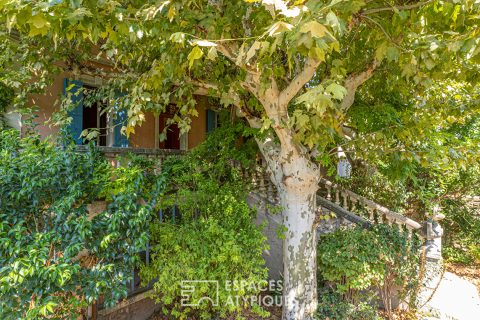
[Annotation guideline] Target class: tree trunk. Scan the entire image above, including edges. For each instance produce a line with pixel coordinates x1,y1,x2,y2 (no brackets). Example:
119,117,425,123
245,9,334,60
249,93,320,319
279,172,319,320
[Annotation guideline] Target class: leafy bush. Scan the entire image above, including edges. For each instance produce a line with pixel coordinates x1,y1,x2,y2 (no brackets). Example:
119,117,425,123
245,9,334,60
0,130,163,319
0,81,15,128
139,124,269,319
316,288,381,320
0,81,14,112
317,225,420,317
443,199,480,265
141,189,268,319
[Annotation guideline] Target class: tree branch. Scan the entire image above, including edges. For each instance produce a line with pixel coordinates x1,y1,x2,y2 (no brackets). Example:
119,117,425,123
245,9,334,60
279,58,321,106
216,43,236,62
340,59,379,112
241,73,263,104
184,79,220,96
234,99,263,129
217,43,260,76
362,1,432,15
256,135,283,187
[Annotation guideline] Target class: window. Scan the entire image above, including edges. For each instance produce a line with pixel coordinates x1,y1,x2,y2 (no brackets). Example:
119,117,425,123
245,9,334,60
64,78,128,147
206,109,218,134
82,85,107,146
158,105,181,150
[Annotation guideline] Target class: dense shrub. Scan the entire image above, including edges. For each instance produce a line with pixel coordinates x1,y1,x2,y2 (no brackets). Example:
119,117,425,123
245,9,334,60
0,81,15,128
0,130,164,319
0,81,14,111
443,199,480,265
317,225,420,318
140,188,268,319
139,124,269,319
316,288,381,320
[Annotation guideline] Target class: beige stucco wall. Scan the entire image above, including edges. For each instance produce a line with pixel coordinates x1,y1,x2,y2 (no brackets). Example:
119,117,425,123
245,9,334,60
188,96,207,149
26,72,209,150
27,71,69,139
129,111,156,149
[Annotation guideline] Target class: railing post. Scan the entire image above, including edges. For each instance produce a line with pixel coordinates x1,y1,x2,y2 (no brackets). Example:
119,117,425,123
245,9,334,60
425,214,444,261
417,211,444,309
131,269,135,292
146,241,150,266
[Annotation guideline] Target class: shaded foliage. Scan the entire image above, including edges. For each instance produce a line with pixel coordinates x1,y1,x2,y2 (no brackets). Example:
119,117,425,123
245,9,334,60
442,199,480,265
317,225,421,317
0,129,164,319
0,81,14,128
140,124,268,319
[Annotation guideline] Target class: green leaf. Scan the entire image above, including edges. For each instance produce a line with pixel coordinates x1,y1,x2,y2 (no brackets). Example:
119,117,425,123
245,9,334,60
29,14,47,29
326,11,342,35
67,8,93,21
266,21,293,37
326,83,347,100
309,47,325,61
300,21,328,38
28,14,49,36
207,47,218,61
386,46,400,62
260,117,272,132
169,32,185,45
187,46,203,69
375,41,389,61
46,301,57,313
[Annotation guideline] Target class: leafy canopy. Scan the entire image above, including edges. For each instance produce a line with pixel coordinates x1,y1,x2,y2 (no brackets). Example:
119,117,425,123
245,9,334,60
0,1,478,170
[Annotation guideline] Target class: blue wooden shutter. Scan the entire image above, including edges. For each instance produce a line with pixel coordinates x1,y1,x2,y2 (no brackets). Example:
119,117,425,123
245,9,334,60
113,94,129,147
206,109,217,133
63,78,83,145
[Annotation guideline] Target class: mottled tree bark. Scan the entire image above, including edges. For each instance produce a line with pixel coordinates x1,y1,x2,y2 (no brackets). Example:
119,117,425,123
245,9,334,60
279,169,319,320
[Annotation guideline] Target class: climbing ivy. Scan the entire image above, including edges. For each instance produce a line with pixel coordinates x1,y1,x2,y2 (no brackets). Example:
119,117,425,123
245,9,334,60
0,81,14,128
317,224,421,317
140,124,269,319
0,81,14,111
158,121,258,211
0,129,164,319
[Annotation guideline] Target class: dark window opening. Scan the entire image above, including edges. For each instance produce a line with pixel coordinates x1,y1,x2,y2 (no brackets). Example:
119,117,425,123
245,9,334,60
82,86,107,146
159,108,180,150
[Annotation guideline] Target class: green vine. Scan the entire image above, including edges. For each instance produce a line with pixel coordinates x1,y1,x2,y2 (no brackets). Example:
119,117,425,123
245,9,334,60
139,124,269,319
0,81,14,128
317,224,421,319
0,129,165,319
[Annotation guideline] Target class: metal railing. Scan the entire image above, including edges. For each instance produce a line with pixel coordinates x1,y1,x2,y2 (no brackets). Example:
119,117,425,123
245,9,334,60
75,145,186,168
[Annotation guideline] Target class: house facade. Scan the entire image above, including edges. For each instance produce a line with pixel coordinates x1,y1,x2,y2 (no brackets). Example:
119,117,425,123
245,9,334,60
2,66,225,319
8,67,217,151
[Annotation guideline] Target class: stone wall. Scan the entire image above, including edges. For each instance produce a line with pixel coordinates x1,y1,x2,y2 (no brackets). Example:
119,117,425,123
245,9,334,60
248,193,284,282
97,291,160,320
248,193,353,283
